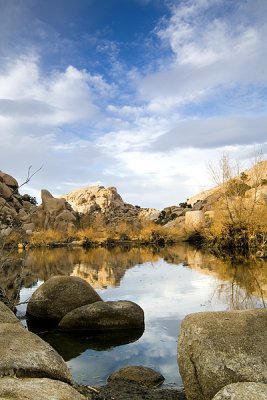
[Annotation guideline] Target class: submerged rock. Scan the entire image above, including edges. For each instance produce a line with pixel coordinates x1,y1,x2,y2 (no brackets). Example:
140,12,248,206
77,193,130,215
108,365,164,388
178,308,267,400
0,377,86,400
212,382,267,400
27,275,102,322
58,300,144,331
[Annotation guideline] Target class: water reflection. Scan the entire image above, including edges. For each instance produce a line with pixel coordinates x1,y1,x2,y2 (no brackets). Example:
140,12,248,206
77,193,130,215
11,245,266,308
4,244,267,387
35,328,145,360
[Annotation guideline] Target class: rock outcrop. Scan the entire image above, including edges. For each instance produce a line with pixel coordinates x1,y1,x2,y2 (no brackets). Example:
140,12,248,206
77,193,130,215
32,189,77,231
178,308,267,400
58,300,145,331
27,275,102,322
0,170,37,236
62,185,142,225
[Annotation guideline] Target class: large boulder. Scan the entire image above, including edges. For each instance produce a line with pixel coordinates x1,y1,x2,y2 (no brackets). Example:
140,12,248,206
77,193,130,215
58,300,144,331
27,276,102,322
178,309,267,400
108,366,164,388
0,377,86,400
0,323,71,382
212,382,267,400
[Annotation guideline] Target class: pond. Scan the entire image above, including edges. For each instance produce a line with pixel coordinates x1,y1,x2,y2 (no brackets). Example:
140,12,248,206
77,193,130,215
7,244,267,388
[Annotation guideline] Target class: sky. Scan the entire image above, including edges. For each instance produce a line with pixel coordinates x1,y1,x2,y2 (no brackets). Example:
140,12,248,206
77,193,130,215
0,0,266,209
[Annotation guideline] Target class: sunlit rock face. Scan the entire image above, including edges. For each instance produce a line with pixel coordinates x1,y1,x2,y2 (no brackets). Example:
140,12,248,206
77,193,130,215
62,185,141,224
31,189,77,231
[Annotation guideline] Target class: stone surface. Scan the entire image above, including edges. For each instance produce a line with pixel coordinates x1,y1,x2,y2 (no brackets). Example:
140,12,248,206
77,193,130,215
185,210,205,232
212,382,267,400
27,275,102,321
0,323,72,382
59,300,144,331
0,171,18,189
0,377,86,400
178,308,267,400
108,366,164,388
0,301,19,324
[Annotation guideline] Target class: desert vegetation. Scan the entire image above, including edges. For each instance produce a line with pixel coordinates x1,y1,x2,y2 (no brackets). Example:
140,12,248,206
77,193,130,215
202,155,267,256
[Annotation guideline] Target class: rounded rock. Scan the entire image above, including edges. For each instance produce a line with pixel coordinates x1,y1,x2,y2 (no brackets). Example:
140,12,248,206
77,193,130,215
27,275,102,321
58,300,144,331
108,365,164,388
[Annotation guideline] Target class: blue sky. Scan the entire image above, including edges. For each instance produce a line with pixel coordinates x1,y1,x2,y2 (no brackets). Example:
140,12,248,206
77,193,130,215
0,0,266,208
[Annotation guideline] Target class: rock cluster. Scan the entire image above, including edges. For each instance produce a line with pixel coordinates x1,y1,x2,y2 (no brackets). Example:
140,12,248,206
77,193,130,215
0,170,37,236
0,171,78,236
62,185,143,226
178,308,267,400
27,275,145,332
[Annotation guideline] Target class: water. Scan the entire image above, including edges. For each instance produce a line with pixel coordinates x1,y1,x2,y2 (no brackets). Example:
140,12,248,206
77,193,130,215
10,244,267,387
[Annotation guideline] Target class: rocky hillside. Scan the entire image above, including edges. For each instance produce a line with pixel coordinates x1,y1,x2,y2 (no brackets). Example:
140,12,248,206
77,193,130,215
0,171,77,237
62,186,159,226
1,160,266,240
187,160,267,209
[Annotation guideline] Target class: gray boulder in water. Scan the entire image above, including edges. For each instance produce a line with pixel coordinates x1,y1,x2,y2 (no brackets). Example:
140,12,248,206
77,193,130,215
27,275,102,322
58,300,144,331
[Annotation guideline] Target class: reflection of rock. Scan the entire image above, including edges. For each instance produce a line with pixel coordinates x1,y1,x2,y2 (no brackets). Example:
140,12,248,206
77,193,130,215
0,377,86,400
27,276,102,322
0,258,24,306
212,382,267,400
178,309,267,400
108,365,164,388
36,327,145,360
59,300,144,331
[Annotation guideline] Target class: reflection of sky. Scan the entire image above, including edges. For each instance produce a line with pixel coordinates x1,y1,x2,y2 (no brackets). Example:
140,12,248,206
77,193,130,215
17,253,264,387
66,260,229,387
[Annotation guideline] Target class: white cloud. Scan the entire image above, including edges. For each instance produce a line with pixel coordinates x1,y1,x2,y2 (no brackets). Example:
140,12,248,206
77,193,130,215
139,0,267,111
0,1,266,209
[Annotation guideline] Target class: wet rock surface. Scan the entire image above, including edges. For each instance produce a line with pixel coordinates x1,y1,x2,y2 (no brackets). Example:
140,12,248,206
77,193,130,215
27,275,102,321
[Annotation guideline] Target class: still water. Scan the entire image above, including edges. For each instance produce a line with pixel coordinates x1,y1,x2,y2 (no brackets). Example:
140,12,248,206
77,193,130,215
12,244,267,387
